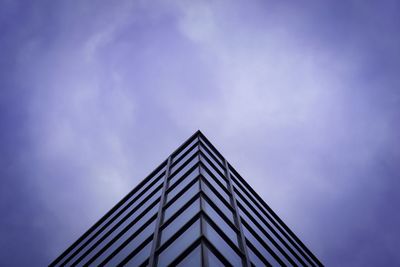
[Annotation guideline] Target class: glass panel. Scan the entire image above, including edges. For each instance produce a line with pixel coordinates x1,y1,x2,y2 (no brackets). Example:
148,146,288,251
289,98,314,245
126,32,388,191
72,188,161,265
157,219,201,267
201,155,225,185
171,143,199,174
201,181,233,222
176,245,201,267
242,223,281,266
123,241,152,267
239,205,301,266
62,171,164,265
234,183,304,261
98,219,156,266
161,199,200,245
173,137,198,162
204,221,242,267
203,199,238,246
201,166,229,202
167,167,199,202
169,155,199,188
206,246,225,267
164,181,200,221
199,138,224,165
200,143,225,174
247,244,267,267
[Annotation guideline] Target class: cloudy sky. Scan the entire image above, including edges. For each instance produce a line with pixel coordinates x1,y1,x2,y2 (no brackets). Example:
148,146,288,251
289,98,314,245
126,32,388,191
1,0,399,266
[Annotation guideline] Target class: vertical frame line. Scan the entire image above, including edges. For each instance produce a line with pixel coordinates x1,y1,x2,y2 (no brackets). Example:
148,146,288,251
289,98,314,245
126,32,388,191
225,159,251,267
148,156,172,267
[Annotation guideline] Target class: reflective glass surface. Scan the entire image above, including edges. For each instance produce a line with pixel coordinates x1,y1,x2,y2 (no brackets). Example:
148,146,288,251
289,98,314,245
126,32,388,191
157,219,201,267
167,167,199,202
161,198,200,245
176,244,201,267
203,199,238,246
164,181,200,221
91,218,156,266
204,221,242,267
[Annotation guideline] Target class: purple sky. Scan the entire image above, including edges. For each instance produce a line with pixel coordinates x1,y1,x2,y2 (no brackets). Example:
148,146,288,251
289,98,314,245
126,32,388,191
1,1,400,266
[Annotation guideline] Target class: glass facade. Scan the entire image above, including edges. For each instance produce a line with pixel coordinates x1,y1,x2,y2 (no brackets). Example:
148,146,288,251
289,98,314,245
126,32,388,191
50,131,322,267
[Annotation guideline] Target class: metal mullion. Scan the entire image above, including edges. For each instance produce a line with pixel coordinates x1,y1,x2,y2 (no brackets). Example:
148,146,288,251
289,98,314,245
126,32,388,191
235,187,315,266
237,199,307,266
202,236,233,267
198,138,209,267
163,172,199,210
202,211,244,257
201,172,234,212
201,191,238,232
230,164,322,266
165,161,200,197
50,160,167,267
78,197,160,266
157,211,201,254
55,168,165,266
241,218,289,267
148,156,172,267
200,161,230,195
160,190,201,231
199,150,226,181
225,159,251,267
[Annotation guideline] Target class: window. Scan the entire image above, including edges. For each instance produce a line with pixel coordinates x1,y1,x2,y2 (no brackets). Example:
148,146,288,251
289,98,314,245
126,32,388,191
199,142,225,175
160,198,200,245
167,166,199,202
96,219,156,266
203,198,238,246
122,239,152,267
157,219,201,267
200,166,230,202
172,137,198,162
164,181,200,221
170,143,199,174
204,220,242,267
176,244,202,267
169,154,199,188
201,180,233,222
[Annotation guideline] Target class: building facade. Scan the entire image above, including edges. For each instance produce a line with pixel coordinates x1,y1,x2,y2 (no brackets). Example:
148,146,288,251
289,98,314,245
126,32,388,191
51,131,322,267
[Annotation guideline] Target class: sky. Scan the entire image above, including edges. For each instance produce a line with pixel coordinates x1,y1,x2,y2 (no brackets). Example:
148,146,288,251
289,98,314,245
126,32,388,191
0,0,399,266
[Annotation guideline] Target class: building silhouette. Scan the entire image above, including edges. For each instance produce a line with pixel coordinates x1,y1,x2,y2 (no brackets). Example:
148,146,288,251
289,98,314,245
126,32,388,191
50,131,322,266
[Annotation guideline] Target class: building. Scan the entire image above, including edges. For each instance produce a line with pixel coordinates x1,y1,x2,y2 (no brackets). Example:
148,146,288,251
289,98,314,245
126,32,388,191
50,131,322,266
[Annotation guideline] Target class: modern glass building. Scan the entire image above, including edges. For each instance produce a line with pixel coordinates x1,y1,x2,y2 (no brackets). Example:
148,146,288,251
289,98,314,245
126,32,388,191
50,131,322,267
